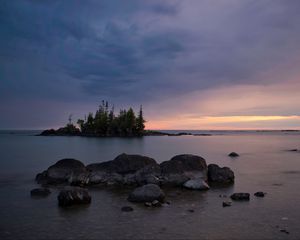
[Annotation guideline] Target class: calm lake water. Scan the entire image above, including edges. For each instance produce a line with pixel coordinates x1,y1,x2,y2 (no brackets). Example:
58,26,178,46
0,130,300,239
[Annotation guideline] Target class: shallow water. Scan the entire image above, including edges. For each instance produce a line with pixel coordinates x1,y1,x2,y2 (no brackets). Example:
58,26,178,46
0,130,300,239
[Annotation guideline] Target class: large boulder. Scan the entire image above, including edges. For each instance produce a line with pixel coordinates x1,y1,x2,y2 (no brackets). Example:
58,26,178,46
110,153,157,174
58,187,91,207
128,184,165,203
183,179,210,190
86,154,159,185
36,159,88,185
208,164,234,184
160,154,208,186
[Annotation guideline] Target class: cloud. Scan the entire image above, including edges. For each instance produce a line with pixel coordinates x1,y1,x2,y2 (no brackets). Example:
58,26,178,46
1,0,300,128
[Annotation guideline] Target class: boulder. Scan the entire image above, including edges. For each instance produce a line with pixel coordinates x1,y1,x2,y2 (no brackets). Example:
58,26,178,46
228,152,239,157
208,164,235,184
160,154,208,186
57,187,91,207
183,179,210,190
86,154,159,186
230,193,250,201
30,188,51,197
128,184,165,203
37,159,88,185
254,192,265,197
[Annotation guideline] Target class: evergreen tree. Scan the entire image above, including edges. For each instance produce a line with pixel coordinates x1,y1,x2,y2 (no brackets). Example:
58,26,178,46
77,101,146,137
136,105,145,135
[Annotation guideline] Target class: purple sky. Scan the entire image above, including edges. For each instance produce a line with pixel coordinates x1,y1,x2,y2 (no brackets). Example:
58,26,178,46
1,0,300,129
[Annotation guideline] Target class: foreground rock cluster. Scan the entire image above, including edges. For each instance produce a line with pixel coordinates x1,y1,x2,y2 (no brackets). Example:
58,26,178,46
36,153,234,188
35,153,235,207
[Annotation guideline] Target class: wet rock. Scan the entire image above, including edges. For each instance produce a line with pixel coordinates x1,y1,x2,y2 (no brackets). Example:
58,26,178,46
222,201,232,207
107,153,158,174
144,202,152,207
187,209,195,213
57,187,91,207
30,188,51,197
87,154,159,186
160,154,207,186
228,152,239,157
280,229,289,234
151,200,162,207
183,178,210,190
254,191,265,197
208,164,234,184
128,184,165,203
219,194,227,198
121,206,134,212
36,159,88,185
230,193,250,201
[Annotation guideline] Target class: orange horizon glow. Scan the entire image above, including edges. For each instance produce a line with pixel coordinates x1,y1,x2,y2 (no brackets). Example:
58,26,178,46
145,115,300,130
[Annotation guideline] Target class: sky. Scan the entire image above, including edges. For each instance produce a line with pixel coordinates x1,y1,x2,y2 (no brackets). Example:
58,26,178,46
1,0,300,130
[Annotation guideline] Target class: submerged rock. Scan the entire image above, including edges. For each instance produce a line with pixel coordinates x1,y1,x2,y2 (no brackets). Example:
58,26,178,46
57,187,91,207
30,188,51,197
183,178,210,190
121,206,134,212
287,149,298,152
160,154,207,186
228,152,239,157
230,193,250,201
222,201,232,207
208,164,234,184
254,191,266,197
128,184,165,203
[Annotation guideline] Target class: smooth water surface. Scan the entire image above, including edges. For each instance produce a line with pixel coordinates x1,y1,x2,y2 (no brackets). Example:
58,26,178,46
0,130,300,239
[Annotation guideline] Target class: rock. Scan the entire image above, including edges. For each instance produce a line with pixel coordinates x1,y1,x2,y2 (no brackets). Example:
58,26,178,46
219,194,227,198
134,164,161,185
208,164,234,184
228,152,239,157
160,154,207,186
183,178,210,190
121,206,134,212
144,202,152,207
230,193,250,201
288,149,298,152
57,187,91,207
254,192,265,197
128,184,165,203
36,159,88,185
151,200,162,207
280,229,289,234
109,153,158,174
187,209,195,213
30,188,51,197
86,154,159,186
222,201,232,207
39,129,56,136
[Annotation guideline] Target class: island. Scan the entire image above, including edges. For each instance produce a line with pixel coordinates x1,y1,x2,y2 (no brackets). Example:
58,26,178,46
40,101,212,137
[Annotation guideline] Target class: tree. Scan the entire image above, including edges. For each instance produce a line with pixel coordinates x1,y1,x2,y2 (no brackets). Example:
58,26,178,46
76,101,146,137
136,105,145,135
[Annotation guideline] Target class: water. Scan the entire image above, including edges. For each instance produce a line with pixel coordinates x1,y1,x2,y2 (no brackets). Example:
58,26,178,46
0,130,300,239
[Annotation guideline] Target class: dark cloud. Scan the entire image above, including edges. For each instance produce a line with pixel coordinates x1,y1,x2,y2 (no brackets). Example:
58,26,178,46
1,0,300,128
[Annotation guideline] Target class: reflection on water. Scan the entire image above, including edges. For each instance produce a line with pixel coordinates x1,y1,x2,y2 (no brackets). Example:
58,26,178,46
0,131,300,239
